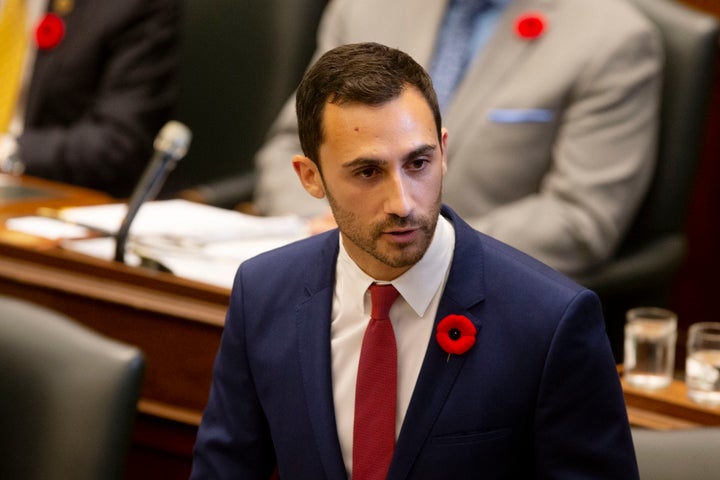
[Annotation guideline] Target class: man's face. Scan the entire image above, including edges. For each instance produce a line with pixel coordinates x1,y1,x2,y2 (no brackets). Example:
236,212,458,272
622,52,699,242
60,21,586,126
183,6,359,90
293,86,448,280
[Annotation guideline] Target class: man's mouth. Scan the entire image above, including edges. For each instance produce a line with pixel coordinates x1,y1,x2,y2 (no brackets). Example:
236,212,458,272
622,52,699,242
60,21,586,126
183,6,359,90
384,228,419,242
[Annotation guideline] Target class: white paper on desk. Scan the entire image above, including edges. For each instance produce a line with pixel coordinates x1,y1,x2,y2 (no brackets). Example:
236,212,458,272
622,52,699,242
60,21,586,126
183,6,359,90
62,232,306,289
58,199,307,243
62,237,142,267
136,234,305,288
46,200,308,288
5,216,91,240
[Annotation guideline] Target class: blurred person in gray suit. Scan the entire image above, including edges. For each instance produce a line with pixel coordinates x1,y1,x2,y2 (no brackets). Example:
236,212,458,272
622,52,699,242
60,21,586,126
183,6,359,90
252,0,662,276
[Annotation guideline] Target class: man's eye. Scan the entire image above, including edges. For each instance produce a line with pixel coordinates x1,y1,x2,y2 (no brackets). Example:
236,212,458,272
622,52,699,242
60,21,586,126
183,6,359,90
408,159,429,171
356,167,378,178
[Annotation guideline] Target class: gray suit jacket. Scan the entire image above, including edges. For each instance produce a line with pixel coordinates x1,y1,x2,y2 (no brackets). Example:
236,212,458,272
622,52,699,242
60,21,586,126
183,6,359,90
253,0,662,275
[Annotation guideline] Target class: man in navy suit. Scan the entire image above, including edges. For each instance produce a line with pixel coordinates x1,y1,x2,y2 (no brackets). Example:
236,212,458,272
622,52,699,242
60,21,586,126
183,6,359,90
191,42,638,479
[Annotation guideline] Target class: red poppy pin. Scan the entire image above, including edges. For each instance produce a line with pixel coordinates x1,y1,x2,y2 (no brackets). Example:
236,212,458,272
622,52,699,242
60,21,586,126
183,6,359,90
515,12,547,41
35,13,66,50
436,314,477,361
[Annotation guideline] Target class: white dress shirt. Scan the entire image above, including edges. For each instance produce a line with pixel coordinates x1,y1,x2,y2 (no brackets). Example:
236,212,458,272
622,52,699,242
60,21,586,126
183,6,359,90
331,215,455,476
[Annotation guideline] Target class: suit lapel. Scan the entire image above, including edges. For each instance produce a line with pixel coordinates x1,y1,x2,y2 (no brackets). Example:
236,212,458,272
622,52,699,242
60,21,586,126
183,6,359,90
389,208,486,479
447,0,558,140
295,232,348,479
25,0,87,124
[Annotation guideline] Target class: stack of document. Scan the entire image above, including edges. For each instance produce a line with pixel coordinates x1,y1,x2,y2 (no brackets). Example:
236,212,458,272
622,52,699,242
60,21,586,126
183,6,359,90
5,199,309,289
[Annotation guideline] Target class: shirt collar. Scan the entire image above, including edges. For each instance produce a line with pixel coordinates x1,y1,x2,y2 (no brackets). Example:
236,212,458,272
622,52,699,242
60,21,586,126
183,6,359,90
337,214,455,317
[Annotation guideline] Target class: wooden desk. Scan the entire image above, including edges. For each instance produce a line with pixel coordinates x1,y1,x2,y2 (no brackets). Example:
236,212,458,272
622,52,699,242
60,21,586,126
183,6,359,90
623,376,720,430
1,174,228,478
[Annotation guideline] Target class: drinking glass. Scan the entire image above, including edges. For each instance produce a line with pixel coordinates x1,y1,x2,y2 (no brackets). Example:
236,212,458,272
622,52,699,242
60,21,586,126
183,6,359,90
686,322,720,406
623,307,677,390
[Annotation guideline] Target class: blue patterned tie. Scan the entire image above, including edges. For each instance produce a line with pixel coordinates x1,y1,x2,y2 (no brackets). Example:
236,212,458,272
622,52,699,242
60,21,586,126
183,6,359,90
430,0,489,111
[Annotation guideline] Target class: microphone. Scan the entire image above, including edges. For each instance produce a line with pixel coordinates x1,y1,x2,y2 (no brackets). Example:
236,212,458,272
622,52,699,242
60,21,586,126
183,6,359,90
114,121,192,264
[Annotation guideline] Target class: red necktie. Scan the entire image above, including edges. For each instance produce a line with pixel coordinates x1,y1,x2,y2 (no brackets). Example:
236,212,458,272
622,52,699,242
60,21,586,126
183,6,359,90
353,283,400,480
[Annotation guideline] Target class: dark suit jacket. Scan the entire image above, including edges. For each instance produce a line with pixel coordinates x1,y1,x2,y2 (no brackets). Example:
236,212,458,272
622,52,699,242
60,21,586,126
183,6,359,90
191,206,638,479
18,0,181,198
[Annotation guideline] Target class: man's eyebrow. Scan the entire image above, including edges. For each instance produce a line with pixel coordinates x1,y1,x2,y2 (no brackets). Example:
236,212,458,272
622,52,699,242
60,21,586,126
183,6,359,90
342,157,385,169
406,144,437,159
341,144,438,169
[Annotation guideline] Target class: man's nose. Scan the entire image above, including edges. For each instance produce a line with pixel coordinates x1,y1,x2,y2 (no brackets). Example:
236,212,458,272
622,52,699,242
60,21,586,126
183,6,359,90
383,172,412,218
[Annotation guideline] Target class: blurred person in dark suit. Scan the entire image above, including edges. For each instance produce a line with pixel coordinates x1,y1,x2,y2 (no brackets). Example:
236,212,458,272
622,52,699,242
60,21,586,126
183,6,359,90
0,0,181,198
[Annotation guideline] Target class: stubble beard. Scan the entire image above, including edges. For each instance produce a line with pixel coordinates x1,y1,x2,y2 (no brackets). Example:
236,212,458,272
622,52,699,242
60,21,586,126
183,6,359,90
324,186,442,270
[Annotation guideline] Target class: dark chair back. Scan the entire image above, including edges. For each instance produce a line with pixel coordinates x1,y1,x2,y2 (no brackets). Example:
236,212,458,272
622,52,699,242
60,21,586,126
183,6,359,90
577,0,719,358
0,295,145,480
161,0,327,198
626,0,719,246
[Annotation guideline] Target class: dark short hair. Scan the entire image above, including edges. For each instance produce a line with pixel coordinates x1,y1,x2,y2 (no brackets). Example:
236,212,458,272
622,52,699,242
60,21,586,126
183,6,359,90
295,42,442,166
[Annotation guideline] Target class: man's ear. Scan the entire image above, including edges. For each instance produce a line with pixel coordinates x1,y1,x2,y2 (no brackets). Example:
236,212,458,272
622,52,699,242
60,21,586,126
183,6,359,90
292,155,326,199
441,127,449,176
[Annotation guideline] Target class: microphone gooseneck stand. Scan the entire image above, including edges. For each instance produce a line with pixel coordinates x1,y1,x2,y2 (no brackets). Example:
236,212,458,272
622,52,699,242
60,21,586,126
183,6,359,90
114,121,192,264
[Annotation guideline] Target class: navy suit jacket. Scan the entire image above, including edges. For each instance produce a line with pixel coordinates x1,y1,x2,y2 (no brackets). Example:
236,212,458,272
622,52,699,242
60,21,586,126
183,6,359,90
191,207,638,479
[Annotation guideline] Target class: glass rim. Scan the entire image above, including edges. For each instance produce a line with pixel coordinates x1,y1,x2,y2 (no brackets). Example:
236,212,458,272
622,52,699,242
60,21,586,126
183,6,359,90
625,306,677,323
688,322,720,340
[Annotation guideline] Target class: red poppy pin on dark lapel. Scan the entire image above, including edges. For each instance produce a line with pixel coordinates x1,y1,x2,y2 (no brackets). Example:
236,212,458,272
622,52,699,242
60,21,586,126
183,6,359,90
515,12,547,41
35,13,65,50
436,314,477,361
